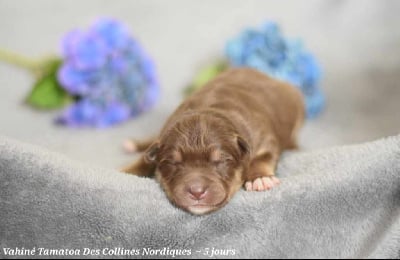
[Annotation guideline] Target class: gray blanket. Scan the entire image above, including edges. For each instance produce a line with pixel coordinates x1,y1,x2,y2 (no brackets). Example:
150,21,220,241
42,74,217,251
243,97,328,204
0,135,399,259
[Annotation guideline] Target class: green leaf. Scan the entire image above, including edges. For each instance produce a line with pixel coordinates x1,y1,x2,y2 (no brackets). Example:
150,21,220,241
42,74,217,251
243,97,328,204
26,59,72,110
184,60,228,96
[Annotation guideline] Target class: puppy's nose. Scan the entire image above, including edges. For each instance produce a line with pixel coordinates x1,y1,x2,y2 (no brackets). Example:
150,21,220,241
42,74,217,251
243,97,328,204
188,183,208,200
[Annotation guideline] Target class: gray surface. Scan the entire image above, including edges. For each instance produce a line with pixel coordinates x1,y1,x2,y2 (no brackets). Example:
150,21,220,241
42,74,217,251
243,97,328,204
1,134,399,258
0,0,400,169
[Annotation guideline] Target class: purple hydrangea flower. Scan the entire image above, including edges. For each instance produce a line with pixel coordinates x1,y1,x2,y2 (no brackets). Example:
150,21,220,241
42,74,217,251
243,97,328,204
57,18,160,127
225,21,324,118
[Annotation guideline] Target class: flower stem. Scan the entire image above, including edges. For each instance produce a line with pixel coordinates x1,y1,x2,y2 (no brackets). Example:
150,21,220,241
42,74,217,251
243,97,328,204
0,48,52,76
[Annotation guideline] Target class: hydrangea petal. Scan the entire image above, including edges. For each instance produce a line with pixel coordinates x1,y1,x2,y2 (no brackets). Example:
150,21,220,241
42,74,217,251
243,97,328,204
95,101,131,128
141,82,160,112
57,64,91,95
91,18,130,50
61,29,83,58
71,32,108,70
56,99,101,127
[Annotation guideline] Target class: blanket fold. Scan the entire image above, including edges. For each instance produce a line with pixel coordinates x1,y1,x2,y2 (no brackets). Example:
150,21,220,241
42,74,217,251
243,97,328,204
0,135,399,259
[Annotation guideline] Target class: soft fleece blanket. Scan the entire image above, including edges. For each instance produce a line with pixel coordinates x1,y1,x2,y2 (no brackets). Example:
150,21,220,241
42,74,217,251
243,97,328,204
0,135,399,259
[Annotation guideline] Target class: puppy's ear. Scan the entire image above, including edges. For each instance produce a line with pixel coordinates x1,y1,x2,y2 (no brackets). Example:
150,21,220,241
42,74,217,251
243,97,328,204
144,142,160,163
236,135,250,158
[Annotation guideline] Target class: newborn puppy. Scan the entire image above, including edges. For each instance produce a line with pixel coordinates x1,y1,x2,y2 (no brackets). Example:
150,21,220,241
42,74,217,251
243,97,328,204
122,68,304,215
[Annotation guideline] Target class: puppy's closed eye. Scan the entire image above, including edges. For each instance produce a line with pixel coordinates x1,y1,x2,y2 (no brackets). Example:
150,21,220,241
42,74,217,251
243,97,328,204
159,150,183,173
160,159,182,167
210,150,235,168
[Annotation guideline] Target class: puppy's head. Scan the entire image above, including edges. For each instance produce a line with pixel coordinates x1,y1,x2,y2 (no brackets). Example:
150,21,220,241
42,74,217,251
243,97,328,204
145,114,249,215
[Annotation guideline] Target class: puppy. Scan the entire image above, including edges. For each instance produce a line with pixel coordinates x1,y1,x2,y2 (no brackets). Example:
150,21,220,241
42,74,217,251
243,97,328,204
122,68,304,215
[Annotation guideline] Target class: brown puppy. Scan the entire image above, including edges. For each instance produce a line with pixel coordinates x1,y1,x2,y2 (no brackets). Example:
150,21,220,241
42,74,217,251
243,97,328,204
122,68,304,215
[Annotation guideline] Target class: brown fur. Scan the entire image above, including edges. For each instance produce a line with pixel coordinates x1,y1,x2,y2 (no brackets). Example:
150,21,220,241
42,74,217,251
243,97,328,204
122,68,305,215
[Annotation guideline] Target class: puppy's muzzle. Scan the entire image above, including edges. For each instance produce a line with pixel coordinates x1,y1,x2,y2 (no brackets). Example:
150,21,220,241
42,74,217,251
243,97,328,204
172,175,227,215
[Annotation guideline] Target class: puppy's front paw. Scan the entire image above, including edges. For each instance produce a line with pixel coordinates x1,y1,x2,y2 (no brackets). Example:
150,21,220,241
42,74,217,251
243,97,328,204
245,176,280,191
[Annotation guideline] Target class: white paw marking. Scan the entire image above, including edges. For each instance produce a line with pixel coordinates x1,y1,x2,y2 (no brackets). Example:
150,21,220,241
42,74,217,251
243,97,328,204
245,176,280,191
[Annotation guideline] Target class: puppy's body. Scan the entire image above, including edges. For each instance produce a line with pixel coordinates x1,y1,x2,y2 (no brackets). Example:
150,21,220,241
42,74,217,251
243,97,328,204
172,68,303,151
123,68,304,215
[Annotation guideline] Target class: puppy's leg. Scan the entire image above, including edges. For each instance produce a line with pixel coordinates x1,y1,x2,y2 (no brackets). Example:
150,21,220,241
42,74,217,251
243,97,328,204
120,156,156,177
244,138,281,191
122,137,157,153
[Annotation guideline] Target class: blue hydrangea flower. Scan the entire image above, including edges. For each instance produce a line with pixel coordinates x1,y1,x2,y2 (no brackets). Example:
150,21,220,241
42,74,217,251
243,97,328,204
57,18,160,127
225,21,324,118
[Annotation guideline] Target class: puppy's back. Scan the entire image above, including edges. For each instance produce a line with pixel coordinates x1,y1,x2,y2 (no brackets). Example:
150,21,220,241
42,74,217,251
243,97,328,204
165,68,305,148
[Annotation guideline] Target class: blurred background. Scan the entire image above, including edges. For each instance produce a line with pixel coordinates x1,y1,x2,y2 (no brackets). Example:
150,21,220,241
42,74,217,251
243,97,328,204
0,0,399,169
